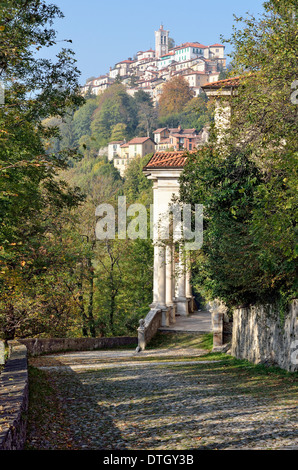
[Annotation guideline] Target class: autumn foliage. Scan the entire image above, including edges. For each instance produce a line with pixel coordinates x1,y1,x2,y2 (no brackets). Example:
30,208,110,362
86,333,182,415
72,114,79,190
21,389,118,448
158,76,194,117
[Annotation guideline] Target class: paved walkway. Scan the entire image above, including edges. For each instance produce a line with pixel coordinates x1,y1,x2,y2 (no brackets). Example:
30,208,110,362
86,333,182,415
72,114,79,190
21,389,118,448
159,310,212,334
27,346,298,451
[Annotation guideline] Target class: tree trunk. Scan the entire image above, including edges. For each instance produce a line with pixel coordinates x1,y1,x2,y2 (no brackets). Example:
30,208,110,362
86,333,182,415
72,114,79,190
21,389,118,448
77,263,88,337
87,260,96,337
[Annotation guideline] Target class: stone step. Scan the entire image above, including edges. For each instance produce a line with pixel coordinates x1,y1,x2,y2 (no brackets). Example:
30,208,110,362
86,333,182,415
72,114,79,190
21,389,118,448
158,310,212,334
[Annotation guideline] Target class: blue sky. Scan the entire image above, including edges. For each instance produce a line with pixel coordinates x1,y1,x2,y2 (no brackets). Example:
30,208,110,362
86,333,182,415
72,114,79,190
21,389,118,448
47,0,266,84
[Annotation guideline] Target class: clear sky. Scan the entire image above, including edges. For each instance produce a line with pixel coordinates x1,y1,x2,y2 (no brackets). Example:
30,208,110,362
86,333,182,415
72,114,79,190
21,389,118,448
46,0,266,84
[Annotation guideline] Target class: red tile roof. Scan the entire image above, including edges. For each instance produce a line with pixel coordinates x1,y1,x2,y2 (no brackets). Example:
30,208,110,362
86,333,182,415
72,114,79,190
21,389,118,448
143,151,191,169
153,127,168,134
201,76,241,89
176,42,208,50
160,52,175,58
209,43,225,48
128,137,153,145
118,59,134,64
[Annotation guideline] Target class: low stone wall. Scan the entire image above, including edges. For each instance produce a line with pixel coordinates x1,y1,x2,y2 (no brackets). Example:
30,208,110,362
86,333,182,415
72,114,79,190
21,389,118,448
231,300,298,372
137,308,163,351
0,341,29,450
19,336,137,356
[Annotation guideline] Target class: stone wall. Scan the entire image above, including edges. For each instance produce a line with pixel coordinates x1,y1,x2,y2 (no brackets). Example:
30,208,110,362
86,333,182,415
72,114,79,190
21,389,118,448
231,300,298,372
19,336,137,356
137,308,163,351
0,341,29,450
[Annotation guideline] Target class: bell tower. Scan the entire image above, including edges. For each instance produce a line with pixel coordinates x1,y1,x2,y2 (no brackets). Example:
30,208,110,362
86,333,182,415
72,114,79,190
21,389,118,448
155,24,169,59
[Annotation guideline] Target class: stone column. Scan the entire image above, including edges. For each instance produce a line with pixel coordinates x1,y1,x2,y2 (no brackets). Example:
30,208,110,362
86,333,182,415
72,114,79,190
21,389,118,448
176,247,189,316
151,179,160,308
157,245,167,307
151,245,159,307
166,244,176,324
212,310,224,347
185,269,192,298
185,252,194,313
211,300,227,348
165,245,173,306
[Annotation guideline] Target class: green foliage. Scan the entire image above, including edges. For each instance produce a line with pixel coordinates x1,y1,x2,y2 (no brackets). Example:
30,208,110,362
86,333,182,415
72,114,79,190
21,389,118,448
72,98,98,144
0,0,87,339
90,84,138,147
180,0,298,308
123,154,153,205
110,122,127,141
159,94,211,131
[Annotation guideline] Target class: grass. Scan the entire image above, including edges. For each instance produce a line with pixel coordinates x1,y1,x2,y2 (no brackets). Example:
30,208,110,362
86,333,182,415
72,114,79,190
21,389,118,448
146,332,214,350
25,366,75,449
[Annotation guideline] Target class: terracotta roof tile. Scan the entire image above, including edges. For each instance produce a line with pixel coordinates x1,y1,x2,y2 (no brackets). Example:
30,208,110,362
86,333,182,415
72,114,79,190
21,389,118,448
209,43,225,48
128,137,153,145
153,127,168,133
143,151,192,169
201,76,241,89
176,42,208,50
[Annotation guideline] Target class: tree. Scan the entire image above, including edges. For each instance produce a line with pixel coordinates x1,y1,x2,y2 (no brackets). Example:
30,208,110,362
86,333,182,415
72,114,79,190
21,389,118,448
110,122,127,141
158,76,194,117
90,84,138,147
0,0,85,339
180,0,298,308
133,90,158,137
72,97,98,144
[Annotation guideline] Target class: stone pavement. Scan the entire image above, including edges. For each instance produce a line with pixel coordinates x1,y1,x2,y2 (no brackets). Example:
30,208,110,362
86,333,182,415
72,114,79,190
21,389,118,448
27,349,298,451
30,346,213,371
159,310,212,334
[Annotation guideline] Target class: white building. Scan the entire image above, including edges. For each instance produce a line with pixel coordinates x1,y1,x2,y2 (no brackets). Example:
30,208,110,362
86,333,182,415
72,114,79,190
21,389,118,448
81,75,115,96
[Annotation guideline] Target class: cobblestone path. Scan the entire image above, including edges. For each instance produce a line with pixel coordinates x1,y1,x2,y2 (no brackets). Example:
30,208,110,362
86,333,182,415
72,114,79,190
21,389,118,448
26,350,298,450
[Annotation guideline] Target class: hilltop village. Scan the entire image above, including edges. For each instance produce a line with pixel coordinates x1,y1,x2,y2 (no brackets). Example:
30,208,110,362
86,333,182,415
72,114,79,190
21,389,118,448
81,25,227,175
82,25,226,105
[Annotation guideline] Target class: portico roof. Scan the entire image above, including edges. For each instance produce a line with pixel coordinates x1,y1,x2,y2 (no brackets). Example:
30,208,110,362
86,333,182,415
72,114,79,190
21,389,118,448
201,76,240,90
143,151,192,169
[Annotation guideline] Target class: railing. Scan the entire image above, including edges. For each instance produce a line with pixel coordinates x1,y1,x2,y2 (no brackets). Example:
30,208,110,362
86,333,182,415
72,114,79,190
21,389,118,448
136,308,163,351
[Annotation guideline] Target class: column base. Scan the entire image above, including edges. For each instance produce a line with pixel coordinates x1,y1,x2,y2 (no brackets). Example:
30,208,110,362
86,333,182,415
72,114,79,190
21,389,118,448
166,303,176,324
176,297,189,316
187,296,195,313
161,307,171,327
